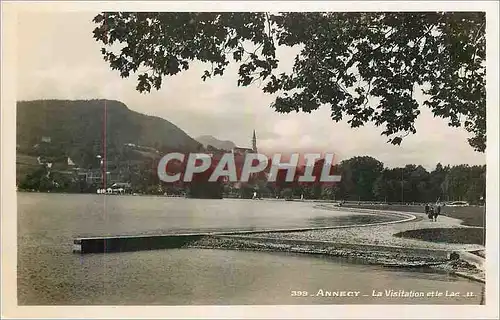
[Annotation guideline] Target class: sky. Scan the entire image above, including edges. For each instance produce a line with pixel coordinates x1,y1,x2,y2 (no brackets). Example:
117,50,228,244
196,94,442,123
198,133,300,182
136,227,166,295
16,11,486,170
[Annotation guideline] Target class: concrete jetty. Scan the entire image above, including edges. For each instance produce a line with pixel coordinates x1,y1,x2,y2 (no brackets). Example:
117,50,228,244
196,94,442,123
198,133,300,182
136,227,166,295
73,233,206,254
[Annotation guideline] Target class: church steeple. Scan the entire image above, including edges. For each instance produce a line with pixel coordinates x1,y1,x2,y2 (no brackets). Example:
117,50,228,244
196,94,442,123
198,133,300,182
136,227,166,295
252,130,257,152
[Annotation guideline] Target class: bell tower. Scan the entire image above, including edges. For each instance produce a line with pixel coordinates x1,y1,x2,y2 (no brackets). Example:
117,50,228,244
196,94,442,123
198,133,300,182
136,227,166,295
252,130,257,152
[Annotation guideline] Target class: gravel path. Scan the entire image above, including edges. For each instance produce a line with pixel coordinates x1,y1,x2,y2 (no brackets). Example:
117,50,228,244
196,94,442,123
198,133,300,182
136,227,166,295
248,204,484,252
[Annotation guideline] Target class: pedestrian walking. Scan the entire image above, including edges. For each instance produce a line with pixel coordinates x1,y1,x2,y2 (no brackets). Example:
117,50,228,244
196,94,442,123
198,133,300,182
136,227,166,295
434,201,442,222
428,206,434,221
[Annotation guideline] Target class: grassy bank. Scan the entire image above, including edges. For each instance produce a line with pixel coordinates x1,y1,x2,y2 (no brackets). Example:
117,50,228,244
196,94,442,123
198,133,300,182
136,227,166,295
394,228,485,245
343,204,485,227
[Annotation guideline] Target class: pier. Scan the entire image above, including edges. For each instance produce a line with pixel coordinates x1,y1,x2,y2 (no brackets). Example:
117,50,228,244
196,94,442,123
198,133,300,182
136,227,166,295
73,233,206,254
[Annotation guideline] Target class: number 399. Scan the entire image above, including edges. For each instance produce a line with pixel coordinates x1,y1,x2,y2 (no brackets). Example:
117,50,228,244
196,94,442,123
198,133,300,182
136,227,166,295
291,291,308,297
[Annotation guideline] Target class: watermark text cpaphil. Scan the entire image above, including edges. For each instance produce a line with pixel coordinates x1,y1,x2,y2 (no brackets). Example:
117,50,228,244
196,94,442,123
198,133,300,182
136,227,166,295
157,152,342,183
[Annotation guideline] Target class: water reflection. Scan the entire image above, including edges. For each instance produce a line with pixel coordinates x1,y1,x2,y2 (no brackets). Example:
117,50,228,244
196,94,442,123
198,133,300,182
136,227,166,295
17,193,482,305
18,248,482,305
308,214,396,227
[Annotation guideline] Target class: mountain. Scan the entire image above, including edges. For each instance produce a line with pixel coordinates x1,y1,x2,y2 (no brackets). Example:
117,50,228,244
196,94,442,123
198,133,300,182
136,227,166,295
196,135,236,151
17,99,202,167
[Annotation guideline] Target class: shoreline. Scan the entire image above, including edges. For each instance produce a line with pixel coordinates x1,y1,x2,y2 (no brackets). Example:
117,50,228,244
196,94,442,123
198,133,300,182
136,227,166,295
186,204,486,284
23,192,485,283
185,235,484,284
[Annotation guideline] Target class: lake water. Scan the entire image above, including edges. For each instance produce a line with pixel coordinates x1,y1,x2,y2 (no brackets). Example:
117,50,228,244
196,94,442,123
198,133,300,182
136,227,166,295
17,193,483,305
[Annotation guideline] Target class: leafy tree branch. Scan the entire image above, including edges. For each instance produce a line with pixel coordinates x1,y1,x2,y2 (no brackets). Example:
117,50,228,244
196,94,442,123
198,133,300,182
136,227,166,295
93,12,486,151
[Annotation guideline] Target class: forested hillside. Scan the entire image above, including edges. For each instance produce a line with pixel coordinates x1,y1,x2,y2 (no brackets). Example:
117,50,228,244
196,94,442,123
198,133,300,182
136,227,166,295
17,99,202,167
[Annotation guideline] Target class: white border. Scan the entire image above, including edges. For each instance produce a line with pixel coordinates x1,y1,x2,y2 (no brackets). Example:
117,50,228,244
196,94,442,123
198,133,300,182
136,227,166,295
1,1,499,319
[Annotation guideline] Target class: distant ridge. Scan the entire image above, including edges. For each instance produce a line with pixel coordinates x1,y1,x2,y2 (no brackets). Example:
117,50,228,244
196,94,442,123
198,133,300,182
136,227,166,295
196,135,236,151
